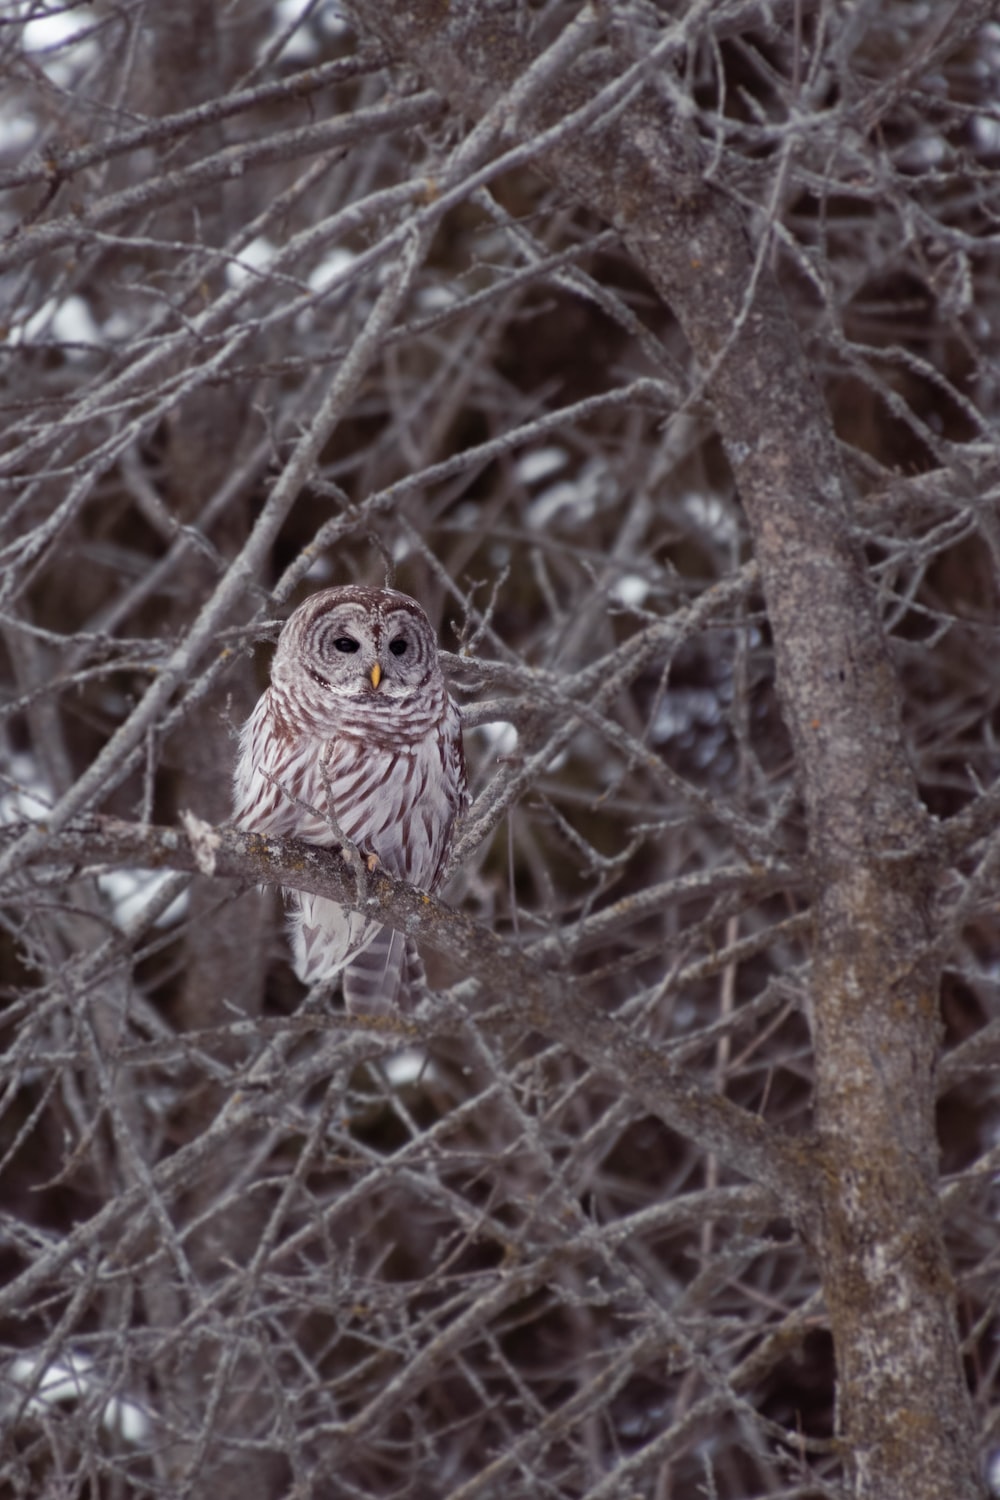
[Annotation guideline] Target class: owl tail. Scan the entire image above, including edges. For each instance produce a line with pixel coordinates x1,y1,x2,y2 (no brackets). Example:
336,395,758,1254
293,895,375,987
342,926,426,1013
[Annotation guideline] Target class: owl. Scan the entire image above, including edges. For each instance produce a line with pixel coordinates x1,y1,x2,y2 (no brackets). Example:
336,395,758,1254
233,586,468,1010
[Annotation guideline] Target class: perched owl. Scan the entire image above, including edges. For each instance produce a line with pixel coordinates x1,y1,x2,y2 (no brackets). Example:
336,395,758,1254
233,586,468,1010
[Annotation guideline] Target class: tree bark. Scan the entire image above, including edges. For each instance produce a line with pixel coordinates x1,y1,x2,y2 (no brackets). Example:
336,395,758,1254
343,4,983,1495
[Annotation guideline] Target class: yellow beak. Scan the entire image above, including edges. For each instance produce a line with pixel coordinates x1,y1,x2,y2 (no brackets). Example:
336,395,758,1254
370,662,382,689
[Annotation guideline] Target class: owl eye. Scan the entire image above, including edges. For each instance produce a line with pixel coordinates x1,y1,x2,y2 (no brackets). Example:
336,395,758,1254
389,638,408,657
333,637,360,653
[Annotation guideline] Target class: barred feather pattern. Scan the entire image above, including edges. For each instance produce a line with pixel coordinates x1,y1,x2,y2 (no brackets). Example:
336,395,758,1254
232,586,468,1011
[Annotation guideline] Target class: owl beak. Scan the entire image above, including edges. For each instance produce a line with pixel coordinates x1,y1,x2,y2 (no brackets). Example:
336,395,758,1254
370,662,382,690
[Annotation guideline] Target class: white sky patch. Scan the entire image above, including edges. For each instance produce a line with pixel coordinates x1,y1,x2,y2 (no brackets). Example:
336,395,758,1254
97,868,188,929
9,1352,150,1445
416,283,459,312
896,131,948,170
988,1446,1000,1498
673,996,698,1030
19,3,98,87
100,307,139,343
473,721,518,757
304,551,335,582
0,753,51,824
383,1047,435,1087
610,573,650,608
0,113,38,156
973,114,1000,153
449,502,480,530
263,0,319,63
515,446,568,486
262,0,350,63
650,688,722,745
6,294,102,350
681,490,738,544
527,461,606,529
308,246,359,294
225,236,278,289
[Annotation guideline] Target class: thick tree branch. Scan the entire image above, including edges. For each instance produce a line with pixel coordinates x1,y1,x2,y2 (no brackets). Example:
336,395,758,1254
9,815,817,1222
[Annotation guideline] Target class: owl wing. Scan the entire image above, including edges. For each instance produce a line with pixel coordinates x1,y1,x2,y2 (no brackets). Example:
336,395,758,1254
232,691,311,838
233,692,381,984
426,694,471,888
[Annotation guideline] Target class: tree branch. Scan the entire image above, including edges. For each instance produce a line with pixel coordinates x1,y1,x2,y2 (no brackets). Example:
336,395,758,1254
9,814,818,1223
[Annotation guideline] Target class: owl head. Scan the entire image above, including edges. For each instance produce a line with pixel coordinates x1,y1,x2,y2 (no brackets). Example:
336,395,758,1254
270,586,445,729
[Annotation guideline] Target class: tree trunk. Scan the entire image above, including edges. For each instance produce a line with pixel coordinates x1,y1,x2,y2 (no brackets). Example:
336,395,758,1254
346,4,982,1494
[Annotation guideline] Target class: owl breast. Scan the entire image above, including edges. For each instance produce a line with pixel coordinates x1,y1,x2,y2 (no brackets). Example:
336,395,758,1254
284,697,463,888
